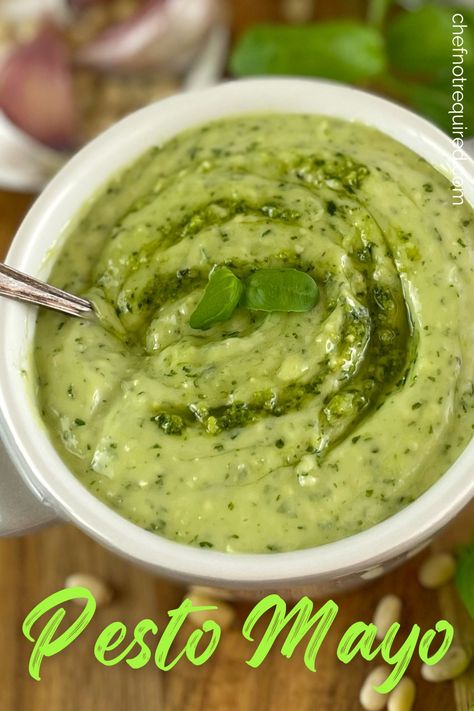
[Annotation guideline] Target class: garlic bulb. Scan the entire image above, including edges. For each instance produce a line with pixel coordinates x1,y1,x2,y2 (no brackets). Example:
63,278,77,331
0,0,72,24
76,0,222,73
0,22,78,149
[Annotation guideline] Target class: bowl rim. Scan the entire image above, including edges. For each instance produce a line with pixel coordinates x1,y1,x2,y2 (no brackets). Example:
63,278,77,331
1,77,474,586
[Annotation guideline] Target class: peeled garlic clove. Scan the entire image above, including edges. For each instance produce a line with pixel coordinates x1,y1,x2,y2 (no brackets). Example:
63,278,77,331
421,645,471,682
373,594,403,640
418,553,456,589
188,585,236,602
0,22,79,150
359,666,390,711
186,590,236,630
281,0,315,24
76,0,220,73
387,677,416,711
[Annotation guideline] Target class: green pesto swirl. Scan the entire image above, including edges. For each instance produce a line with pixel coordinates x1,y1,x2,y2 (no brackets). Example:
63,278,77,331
34,114,474,553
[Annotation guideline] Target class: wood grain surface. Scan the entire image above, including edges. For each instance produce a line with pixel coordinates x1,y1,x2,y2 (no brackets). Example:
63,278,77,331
0,2,473,709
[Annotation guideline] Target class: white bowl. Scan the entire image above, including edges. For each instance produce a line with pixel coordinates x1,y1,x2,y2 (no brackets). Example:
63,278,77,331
1,78,473,597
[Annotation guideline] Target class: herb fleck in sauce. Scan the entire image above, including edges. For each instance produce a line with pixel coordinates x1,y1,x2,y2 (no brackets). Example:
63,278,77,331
34,114,474,553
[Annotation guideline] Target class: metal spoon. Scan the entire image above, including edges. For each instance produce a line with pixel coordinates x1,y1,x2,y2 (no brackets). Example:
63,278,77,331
0,262,94,318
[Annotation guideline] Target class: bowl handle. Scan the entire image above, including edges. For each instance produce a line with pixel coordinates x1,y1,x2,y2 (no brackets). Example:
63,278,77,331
0,435,58,536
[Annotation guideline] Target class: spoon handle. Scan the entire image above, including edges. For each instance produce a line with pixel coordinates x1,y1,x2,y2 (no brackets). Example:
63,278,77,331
0,262,94,318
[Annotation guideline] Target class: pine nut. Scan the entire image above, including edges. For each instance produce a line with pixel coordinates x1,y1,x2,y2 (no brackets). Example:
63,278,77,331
186,592,236,630
421,645,471,682
65,573,113,607
281,0,315,24
360,666,390,711
188,585,235,602
387,677,416,711
373,594,402,640
418,553,456,589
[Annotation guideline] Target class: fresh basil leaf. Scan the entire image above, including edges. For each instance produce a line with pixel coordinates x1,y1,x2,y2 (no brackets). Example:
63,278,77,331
387,5,474,78
230,22,387,84
190,266,243,330
242,268,319,313
455,541,474,619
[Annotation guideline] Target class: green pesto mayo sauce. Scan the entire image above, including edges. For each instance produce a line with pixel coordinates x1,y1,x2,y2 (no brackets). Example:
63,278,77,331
34,114,474,553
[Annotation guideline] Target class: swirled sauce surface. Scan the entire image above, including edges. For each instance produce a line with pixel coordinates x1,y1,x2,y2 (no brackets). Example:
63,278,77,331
34,114,474,552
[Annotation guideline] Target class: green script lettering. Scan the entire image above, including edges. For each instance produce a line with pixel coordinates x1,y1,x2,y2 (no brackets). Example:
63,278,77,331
94,619,158,668
155,599,221,670
22,586,96,681
418,620,454,665
243,595,338,670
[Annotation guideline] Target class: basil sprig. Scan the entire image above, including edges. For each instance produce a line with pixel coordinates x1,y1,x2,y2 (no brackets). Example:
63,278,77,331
189,266,243,331
230,22,386,84
190,266,319,330
242,268,319,313
229,5,474,137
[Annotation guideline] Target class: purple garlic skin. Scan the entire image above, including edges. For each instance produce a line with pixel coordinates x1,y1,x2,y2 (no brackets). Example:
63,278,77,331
0,22,79,150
